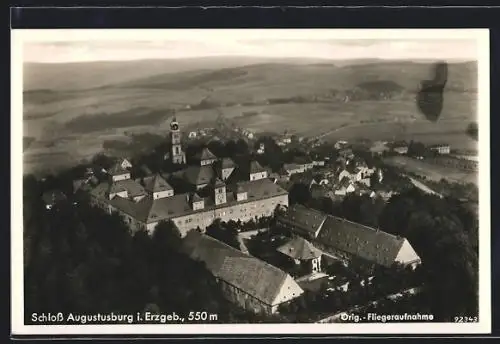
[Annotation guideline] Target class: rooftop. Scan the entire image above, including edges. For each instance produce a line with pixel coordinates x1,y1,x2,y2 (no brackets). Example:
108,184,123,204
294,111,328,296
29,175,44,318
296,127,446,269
277,204,327,237
107,162,129,176
183,165,216,186
318,215,407,267
90,177,287,224
277,236,323,260
143,174,174,193
195,147,217,162
249,160,267,174
182,231,299,306
221,157,236,169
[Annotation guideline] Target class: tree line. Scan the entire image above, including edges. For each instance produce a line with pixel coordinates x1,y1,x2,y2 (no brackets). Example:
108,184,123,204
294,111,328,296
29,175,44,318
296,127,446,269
23,177,281,324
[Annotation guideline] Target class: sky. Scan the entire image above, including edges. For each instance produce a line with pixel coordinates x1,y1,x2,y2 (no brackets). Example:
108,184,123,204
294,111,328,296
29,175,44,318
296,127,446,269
17,29,483,63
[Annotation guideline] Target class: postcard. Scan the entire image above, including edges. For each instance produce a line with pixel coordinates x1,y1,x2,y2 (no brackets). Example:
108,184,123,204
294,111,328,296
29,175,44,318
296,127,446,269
12,28,490,335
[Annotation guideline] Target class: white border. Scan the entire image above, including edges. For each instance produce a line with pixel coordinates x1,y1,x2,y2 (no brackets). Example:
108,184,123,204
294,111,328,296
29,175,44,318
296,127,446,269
15,28,486,41
11,29,491,336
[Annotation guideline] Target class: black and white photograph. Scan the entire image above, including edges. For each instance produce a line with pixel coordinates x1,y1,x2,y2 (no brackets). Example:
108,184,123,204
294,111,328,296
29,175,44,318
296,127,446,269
12,29,490,335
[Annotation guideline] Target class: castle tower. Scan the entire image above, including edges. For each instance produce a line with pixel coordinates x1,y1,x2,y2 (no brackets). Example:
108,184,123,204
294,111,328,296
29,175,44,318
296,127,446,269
170,116,186,164
213,178,227,206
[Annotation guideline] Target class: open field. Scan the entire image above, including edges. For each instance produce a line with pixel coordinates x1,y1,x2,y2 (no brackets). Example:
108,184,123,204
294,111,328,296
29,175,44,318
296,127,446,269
21,59,478,175
383,156,478,186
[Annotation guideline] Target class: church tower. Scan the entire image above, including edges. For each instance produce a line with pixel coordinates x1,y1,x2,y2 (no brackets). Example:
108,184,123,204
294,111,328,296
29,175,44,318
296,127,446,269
170,116,186,164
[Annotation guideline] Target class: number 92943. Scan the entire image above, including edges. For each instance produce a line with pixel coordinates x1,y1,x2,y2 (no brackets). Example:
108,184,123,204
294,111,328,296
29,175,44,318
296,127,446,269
454,316,478,323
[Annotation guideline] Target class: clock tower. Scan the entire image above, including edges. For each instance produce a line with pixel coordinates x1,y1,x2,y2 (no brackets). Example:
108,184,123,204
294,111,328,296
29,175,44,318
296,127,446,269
213,178,227,206
170,116,186,164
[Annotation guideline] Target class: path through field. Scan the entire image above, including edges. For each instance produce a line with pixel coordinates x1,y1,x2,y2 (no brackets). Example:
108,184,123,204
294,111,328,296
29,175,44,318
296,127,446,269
408,177,443,198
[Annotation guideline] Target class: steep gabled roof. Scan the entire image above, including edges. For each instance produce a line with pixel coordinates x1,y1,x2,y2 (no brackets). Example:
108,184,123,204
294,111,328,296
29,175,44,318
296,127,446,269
107,163,129,176
277,204,327,237
277,236,322,260
183,165,215,186
339,176,352,188
182,230,248,271
183,231,299,306
318,215,407,267
192,193,204,202
249,160,266,174
108,182,127,195
235,183,246,194
221,157,236,169
195,147,217,161
143,174,173,193
218,256,289,306
214,178,226,188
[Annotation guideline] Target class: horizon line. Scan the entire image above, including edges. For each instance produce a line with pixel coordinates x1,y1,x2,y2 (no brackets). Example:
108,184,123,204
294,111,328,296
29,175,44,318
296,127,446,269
23,56,478,65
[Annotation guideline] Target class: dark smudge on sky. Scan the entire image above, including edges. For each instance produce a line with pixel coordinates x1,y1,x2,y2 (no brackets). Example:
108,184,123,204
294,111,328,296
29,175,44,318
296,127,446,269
416,61,448,122
466,122,478,141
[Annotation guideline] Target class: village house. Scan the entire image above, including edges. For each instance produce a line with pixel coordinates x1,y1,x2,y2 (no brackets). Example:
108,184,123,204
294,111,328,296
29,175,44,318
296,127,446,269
309,184,328,199
85,118,289,236
376,190,396,202
256,143,265,155
283,163,307,176
389,141,409,155
429,144,451,155
277,236,323,275
182,230,304,314
355,183,376,198
338,147,354,160
334,177,356,196
309,175,329,189
277,205,421,269
393,146,409,155
116,158,133,170
334,140,349,150
337,167,353,183
285,155,314,172
369,141,390,156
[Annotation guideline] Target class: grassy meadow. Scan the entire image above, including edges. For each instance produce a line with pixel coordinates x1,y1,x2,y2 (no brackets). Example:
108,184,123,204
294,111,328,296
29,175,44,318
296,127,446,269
22,58,478,175
383,155,478,186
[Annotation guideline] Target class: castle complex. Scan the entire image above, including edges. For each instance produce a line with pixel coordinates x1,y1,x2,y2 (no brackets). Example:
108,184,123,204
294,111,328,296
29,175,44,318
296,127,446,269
88,117,289,236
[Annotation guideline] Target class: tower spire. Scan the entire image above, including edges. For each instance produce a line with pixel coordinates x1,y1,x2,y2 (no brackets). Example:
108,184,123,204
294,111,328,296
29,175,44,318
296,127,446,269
170,116,186,164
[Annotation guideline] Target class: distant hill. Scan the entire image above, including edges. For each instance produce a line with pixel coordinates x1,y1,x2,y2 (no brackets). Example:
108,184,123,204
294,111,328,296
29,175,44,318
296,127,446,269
22,58,478,174
23,56,335,91
24,56,477,93
105,60,477,102
355,80,405,93
22,59,478,125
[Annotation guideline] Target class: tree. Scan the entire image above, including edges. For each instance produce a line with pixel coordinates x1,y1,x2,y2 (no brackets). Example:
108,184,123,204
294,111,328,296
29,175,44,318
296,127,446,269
153,220,182,251
205,221,240,250
288,183,311,205
377,189,479,320
235,139,250,156
407,141,430,158
91,153,115,170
